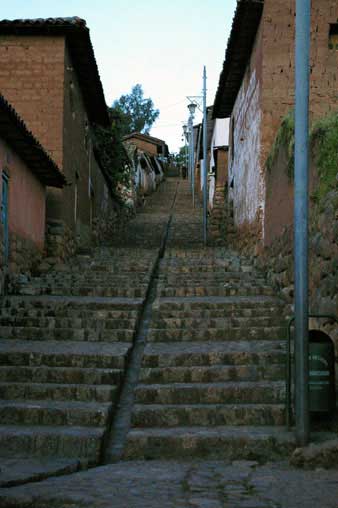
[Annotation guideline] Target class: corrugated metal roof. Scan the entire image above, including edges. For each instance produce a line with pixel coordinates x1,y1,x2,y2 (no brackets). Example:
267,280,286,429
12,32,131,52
0,94,65,187
213,0,264,118
0,17,109,127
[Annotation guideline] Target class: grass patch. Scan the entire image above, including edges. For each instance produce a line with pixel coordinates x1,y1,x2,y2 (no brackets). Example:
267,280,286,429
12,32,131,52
266,110,338,203
310,112,338,203
266,110,295,180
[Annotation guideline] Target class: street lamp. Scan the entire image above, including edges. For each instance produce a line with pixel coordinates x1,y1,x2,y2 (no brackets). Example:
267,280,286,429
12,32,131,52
186,67,208,244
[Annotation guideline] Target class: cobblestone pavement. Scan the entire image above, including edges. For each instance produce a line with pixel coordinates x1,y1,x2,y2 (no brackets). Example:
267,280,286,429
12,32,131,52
1,460,338,508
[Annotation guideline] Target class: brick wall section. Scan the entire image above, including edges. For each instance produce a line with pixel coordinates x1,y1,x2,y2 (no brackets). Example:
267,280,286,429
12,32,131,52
261,0,338,244
62,45,92,245
124,138,159,156
228,0,338,250
262,0,338,162
0,35,65,168
216,149,228,188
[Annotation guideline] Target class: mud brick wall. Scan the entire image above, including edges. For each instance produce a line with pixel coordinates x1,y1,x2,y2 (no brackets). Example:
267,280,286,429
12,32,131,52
228,0,338,247
0,34,115,255
261,0,338,164
228,20,264,240
124,138,158,157
0,35,65,168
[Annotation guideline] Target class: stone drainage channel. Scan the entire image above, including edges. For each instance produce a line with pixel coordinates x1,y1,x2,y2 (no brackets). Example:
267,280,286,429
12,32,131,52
1,181,180,490
103,180,179,463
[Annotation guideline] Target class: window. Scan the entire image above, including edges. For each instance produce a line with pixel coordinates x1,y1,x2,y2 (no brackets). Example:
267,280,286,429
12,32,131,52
329,24,338,50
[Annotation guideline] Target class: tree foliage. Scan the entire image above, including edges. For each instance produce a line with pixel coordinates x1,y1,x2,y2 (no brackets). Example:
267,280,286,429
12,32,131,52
110,84,160,137
173,146,188,166
93,120,132,203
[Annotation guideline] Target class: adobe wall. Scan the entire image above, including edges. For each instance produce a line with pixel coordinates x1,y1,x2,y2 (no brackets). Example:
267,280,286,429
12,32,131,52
216,148,228,188
0,139,45,275
124,138,158,156
0,35,65,168
262,0,338,159
61,46,93,248
228,21,264,234
261,0,338,244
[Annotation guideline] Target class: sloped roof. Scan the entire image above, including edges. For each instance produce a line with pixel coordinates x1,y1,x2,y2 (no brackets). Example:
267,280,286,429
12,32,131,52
0,17,109,126
0,94,65,187
213,0,264,118
123,132,169,156
123,132,166,146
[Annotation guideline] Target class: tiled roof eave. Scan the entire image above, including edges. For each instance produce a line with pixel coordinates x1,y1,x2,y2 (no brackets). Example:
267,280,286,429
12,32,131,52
213,0,264,119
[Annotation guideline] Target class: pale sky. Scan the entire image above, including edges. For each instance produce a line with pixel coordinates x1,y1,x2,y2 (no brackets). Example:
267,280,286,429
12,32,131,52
1,0,237,152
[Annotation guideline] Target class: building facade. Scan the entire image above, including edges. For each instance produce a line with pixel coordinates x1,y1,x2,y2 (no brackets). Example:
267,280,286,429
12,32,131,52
213,0,338,246
0,17,113,256
0,95,65,283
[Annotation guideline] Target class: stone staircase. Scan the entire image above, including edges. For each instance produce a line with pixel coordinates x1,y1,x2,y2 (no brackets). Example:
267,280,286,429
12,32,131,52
0,251,156,465
124,182,293,461
208,184,237,247
0,180,174,468
0,178,295,473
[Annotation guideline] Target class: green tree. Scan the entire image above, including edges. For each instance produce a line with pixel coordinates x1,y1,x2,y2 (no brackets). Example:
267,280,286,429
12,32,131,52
174,146,188,166
110,84,160,136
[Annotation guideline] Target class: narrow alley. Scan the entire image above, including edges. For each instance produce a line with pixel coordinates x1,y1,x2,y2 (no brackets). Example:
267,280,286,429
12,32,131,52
1,178,338,508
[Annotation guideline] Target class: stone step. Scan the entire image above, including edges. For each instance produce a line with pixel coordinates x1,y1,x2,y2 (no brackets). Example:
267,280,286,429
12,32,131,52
0,425,104,462
0,365,122,385
139,364,285,384
159,287,275,298
0,326,135,342
135,381,285,405
0,308,139,320
151,316,284,329
159,266,251,274
2,296,143,312
18,286,148,298
153,296,284,311
124,426,295,460
39,274,150,282
0,400,111,427
0,317,137,330
147,326,286,342
0,340,130,369
131,403,286,427
0,382,117,403
158,272,264,282
152,307,286,319
142,341,286,368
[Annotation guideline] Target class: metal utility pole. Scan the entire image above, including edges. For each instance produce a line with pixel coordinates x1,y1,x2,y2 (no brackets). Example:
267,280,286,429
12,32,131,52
202,66,208,245
191,118,195,207
294,0,311,446
187,103,197,207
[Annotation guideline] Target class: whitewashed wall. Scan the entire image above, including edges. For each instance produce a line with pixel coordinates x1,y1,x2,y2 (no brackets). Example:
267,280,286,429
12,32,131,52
228,70,264,227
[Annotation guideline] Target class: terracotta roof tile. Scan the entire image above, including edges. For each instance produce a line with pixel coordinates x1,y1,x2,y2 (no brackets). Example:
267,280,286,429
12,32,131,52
0,94,66,187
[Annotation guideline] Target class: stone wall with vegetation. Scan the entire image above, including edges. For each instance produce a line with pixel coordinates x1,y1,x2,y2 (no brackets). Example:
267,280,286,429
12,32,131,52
92,201,135,246
235,111,338,349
